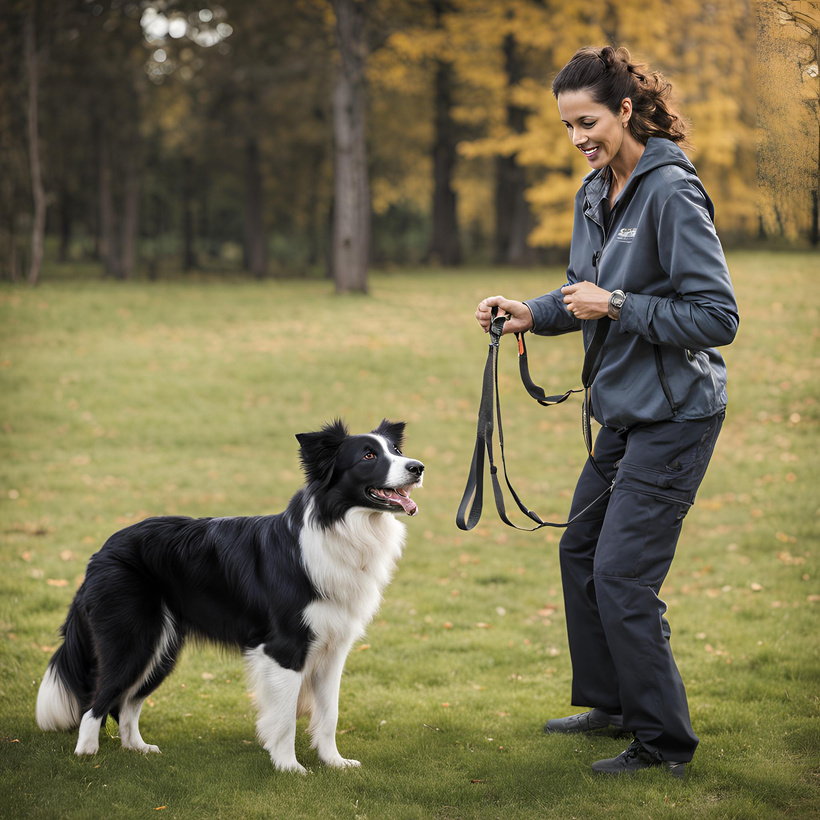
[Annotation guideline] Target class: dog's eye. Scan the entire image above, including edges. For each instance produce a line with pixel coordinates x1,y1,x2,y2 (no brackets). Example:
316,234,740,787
394,447,402,455
363,452,376,460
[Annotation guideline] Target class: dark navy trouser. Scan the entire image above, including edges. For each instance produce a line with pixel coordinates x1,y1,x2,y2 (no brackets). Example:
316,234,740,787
558,412,724,762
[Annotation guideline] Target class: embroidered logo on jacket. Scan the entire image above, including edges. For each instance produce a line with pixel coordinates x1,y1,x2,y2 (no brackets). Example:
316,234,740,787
615,227,637,242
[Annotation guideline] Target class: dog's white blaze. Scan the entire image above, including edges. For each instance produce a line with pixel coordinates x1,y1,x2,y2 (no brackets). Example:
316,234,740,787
36,663,80,731
373,435,424,491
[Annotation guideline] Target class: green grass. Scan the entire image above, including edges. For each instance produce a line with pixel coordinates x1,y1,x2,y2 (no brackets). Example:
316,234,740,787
1,252,818,819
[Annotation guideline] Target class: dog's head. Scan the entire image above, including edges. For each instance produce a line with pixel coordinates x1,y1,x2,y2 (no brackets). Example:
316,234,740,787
296,419,424,526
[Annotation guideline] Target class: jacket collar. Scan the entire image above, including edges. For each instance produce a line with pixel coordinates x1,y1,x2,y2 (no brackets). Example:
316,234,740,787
582,138,696,224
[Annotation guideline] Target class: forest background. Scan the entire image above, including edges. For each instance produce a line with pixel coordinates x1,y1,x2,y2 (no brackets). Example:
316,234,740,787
1,0,818,291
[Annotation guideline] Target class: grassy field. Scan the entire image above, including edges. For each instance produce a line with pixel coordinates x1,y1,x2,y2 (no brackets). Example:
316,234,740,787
1,251,818,819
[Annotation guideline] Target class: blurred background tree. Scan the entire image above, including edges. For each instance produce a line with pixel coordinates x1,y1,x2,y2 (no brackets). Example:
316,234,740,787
762,0,820,246
0,0,814,287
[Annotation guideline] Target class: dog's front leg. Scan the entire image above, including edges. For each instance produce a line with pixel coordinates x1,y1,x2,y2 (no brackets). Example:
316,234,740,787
245,647,305,774
308,646,360,769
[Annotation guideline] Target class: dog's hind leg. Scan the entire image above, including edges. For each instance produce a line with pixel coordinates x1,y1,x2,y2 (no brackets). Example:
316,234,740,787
245,646,305,774
78,601,179,756
118,697,160,754
307,644,360,769
75,709,105,755
118,607,181,754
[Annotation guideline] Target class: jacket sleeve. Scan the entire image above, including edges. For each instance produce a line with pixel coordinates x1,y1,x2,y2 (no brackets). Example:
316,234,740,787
618,183,739,350
524,286,582,337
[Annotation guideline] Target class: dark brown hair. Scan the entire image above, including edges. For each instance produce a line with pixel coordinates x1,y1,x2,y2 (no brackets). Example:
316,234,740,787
552,46,691,147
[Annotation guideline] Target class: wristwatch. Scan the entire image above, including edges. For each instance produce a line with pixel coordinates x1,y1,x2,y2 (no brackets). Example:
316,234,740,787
608,289,626,320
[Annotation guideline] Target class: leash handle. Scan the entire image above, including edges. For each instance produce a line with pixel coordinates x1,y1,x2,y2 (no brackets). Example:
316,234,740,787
489,306,509,345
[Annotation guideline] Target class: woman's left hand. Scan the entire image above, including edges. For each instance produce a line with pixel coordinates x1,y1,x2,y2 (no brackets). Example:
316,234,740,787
561,282,611,320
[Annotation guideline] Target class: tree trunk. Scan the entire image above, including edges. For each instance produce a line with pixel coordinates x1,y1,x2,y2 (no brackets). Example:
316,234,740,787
58,184,72,263
98,128,118,277
24,8,46,286
119,150,140,280
331,0,370,293
244,136,267,278
427,55,461,266
494,34,535,266
182,156,197,270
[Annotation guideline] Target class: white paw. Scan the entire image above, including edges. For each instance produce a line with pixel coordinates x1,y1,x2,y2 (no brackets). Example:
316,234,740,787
323,755,361,769
272,757,307,775
132,743,161,754
74,740,99,756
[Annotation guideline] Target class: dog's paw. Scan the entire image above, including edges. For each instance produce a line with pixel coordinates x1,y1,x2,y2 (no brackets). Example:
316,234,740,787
272,757,308,775
323,755,361,769
134,743,161,754
74,740,99,756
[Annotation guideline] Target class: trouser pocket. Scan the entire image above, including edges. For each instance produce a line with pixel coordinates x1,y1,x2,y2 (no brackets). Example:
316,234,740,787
614,413,724,519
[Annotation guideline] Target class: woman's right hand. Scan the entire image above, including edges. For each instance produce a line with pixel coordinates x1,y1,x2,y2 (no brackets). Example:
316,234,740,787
475,295,534,335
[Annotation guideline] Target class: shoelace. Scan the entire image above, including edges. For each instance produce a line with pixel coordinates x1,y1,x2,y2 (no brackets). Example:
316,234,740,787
624,740,644,761
624,739,658,764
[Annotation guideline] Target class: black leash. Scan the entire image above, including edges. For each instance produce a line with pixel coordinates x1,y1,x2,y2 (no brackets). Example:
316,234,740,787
456,309,614,532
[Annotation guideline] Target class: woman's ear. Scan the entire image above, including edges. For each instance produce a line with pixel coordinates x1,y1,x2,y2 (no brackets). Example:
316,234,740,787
621,97,633,128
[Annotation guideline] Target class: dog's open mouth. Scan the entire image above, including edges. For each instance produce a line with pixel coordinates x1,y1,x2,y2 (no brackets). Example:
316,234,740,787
369,486,418,516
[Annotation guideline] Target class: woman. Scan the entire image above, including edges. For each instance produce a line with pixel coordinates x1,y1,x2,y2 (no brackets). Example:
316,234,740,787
475,46,738,778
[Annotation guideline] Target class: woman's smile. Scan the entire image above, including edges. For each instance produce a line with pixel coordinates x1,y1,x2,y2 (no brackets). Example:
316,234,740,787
557,89,645,189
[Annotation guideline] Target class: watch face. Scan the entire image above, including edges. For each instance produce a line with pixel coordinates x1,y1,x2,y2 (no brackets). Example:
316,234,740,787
611,291,626,308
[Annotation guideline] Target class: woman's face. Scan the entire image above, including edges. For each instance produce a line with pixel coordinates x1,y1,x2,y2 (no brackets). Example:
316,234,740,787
557,89,629,170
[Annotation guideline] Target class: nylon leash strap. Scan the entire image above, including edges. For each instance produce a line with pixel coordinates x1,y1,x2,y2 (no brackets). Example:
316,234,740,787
455,310,613,532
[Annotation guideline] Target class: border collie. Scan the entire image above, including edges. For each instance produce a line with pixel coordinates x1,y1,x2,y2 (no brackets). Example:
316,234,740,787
36,419,423,773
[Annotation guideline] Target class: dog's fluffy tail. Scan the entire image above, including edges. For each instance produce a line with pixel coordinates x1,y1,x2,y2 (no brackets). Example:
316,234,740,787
36,597,94,731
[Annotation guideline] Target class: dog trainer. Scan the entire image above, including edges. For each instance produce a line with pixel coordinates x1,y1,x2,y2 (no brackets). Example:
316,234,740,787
475,45,738,778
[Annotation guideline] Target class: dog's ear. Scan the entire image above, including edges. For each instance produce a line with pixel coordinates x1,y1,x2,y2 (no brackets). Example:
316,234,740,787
372,418,406,449
296,419,349,486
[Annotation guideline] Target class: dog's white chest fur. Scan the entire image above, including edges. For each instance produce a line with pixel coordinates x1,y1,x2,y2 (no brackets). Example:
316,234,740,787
300,506,405,648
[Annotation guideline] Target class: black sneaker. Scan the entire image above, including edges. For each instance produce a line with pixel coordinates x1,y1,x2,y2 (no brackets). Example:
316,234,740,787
544,708,624,735
591,739,687,779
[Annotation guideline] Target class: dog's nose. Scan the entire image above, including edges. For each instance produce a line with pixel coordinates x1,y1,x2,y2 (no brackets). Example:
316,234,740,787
406,461,424,478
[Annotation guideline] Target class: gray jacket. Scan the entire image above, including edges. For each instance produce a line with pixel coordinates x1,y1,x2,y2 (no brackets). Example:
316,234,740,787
525,138,739,429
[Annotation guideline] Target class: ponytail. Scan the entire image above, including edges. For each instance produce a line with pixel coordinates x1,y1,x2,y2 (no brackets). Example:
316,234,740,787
552,46,691,147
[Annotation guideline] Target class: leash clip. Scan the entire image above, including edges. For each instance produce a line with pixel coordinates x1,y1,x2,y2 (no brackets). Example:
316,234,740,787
489,307,509,346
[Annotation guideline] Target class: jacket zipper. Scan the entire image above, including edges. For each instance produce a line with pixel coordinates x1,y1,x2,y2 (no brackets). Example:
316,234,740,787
653,345,679,413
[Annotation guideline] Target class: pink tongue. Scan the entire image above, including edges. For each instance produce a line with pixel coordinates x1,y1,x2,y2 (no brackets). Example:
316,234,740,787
386,490,417,516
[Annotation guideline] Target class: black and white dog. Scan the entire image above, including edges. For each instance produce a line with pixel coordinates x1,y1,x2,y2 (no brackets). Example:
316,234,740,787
36,419,423,773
